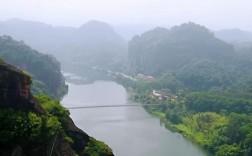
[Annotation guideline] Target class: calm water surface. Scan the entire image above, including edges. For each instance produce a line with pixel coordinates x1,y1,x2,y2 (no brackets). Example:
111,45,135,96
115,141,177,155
62,79,210,156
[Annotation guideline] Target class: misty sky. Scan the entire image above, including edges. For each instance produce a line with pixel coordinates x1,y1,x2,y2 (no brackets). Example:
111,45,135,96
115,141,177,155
0,0,251,31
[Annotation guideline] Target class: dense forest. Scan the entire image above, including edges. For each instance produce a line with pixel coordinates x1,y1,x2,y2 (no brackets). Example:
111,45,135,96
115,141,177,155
117,22,252,156
0,35,67,99
128,22,235,75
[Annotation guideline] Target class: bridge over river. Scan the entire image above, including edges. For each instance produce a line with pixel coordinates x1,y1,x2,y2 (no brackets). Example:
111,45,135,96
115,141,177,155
61,78,211,156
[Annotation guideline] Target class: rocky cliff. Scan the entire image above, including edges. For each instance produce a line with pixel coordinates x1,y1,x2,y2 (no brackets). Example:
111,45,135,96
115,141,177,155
0,61,114,156
0,60,43,113
0,35,68,99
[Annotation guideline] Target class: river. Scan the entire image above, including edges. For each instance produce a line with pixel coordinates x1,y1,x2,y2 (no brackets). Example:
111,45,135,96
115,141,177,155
61,77,210,156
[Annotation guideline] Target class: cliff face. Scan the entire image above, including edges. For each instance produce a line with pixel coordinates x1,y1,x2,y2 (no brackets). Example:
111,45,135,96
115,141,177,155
0,35,68,100
0,61,31,107
0,61,114,156
0,61,46,115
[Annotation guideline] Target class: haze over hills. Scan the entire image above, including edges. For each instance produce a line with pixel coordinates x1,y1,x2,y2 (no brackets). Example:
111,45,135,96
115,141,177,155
1,17,252,156
0,18,127,70
1,1,252,155
214,29,252,61
214,29,252,43
2,18,252,80
128,22,252,93
114,24,157,41
129,22,235,76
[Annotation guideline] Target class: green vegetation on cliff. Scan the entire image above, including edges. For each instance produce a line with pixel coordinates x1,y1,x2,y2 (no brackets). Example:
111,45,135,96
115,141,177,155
0,35,67,99
36,95,114,156
83,137,113,156
0,61,113,156
0,94,114,156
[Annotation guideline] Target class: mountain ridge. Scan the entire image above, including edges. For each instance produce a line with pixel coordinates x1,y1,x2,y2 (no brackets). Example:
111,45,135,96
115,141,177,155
128,22,235,75
0,18,127,70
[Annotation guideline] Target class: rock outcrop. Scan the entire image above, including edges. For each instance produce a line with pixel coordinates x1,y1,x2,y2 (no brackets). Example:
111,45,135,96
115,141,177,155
0,61,45,114
0,61,30,102
0,61,114,156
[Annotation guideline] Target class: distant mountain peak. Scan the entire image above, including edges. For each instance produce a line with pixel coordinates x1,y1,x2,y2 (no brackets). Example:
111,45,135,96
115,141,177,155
79,20,114,32
171,22,205,29
86,20,109,25
170,22,214,37
77,20,126,45
128,22,234,75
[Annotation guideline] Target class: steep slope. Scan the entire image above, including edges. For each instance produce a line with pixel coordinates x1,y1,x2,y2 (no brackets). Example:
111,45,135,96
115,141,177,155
0,61,114,156
0,35,67,99
0,60,41,112
128,22,235,75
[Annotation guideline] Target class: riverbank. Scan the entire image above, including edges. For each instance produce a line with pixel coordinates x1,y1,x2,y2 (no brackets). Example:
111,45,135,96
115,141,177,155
144,108,212,154
112,72,252,156
113,76,207,148
130,92,210,151
122,83,252,156
62,77,209,156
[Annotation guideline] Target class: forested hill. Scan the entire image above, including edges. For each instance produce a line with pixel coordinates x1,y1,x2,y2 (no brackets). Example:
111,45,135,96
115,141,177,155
78,20,125,46
128,22,235,75
61,20,127,70
0,35,67,99
124,22,252,156
0,18,127,70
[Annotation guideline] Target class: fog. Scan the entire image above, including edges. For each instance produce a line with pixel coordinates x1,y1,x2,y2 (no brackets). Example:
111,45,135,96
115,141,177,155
0,0,252,31
1,1,252,156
